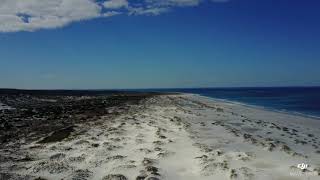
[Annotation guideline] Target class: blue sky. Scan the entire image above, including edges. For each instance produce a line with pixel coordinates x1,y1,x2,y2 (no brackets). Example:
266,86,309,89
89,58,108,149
1,0,320,89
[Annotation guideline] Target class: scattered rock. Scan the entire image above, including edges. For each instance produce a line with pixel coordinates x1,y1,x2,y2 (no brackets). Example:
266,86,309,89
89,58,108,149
136,175,147,180
153,141,165,146
71,169,93,180
216,108,224,112
91,143,99,147
230,169,237,179
215,150,223,156
146,177,160,180
50,153,66,160
266,143,276,151
146,166,158,173
34,177,48,180
280,144,292,154
308,134,314,137
145,166,160,175
157,151,174,158
138,148,152,154
106,155,126,161
75,140,90,145
102,174,127,180
68,154,86,162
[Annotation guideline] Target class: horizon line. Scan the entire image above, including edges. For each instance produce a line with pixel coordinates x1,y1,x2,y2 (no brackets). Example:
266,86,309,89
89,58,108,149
1,85,320,91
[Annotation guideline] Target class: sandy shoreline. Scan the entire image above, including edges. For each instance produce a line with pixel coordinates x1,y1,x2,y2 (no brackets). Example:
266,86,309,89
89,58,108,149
194,94,320,121
1,94,320,180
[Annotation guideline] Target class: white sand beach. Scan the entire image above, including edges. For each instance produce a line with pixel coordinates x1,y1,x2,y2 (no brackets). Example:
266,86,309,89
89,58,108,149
1,94,320,180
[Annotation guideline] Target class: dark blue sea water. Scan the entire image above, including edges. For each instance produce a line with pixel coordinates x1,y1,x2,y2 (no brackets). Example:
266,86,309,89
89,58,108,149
136,87,320,119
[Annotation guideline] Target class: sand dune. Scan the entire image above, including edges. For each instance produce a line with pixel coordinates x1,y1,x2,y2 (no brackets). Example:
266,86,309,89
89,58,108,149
1,94,320,180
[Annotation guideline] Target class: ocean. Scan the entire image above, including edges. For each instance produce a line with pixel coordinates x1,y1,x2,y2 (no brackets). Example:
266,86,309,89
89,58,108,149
137,87,320,119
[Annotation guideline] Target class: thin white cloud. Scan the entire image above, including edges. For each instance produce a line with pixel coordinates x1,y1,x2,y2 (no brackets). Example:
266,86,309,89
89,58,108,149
103,0,129,9
102,11,122,17
128,7,169,16
0,0,229,32
147,0,201,7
